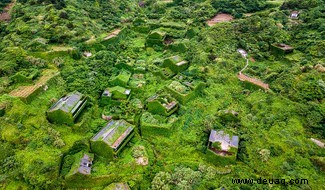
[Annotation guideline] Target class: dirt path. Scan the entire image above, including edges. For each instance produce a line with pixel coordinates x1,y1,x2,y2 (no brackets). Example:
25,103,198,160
0,0,15,22
104,29,121,40
207,13,233,26
238,53,270,90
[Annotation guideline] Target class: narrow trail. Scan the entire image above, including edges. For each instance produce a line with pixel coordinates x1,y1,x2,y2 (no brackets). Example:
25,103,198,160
238,54,270,90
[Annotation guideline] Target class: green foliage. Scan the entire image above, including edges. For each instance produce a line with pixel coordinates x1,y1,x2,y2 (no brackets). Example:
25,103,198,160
1,0,325,189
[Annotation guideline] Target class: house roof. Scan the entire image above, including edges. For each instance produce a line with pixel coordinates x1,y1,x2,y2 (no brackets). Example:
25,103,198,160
148,93,178,111
78,154,93,175
92,120,134,150
237,49,248,58
168,55,184,64
209,130,239,151
274,43,294,50
290,11,299,17
49,91,85,113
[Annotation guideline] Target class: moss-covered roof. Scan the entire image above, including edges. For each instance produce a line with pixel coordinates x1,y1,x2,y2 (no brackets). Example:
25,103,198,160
48,91,86,113
91,120,134,150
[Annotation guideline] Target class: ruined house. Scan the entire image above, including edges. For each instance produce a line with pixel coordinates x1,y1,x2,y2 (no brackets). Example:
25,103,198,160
90,120,135,160
165,75,205,104
147,93,178,116
101,86,131,105
162,56,189,73
76,154,93,175
65,153,94,180
207,130,239,164
110,70,132,87
271,43,294,55
146,30,166,47
47,91,87,125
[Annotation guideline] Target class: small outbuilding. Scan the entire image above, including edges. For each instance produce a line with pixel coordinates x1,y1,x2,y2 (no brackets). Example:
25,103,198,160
47,91,87,125
90,120,135,160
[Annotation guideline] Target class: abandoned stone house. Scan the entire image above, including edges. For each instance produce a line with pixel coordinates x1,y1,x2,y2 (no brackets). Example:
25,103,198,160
163,55,189,73
65,152,94,180
101,86,131,105
77,154,93,175
140,111,178,137
146,30,166,47
165,76,205,104
83,51,92,58
110,70,132,87
47,91,87,125
147,93,178,116
271,43,294,55
207,130,239,164
90,120,135,160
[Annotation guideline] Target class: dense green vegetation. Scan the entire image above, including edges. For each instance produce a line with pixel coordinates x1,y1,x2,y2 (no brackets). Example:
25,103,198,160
0,0,324,189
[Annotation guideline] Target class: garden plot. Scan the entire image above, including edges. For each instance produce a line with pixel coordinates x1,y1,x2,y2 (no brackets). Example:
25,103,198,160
207,13,233,26
9,70,59,102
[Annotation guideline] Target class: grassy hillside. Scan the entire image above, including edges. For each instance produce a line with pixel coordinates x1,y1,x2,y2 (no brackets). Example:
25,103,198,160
0,0,324,189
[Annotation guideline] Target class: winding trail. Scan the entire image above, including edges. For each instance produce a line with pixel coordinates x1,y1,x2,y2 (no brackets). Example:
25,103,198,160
237,52,270,90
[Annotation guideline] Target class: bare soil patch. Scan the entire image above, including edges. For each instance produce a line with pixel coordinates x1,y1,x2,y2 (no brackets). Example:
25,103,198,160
0,1,15,22
238,73,269,90
104,29,121,40
207,13,233,26
136,156,148,166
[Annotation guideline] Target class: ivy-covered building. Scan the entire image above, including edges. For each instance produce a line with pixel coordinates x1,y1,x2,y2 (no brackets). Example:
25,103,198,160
101,86,131,105
65,152,94,180
207,130,239,165
47,91,87,125
140,112,178,137
165,75,205,104
110,70,131,87
162,56,189,73
90,120,135,160
146,30,166,47
128,73,146,92
271,43,294,55
147,93,178,116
